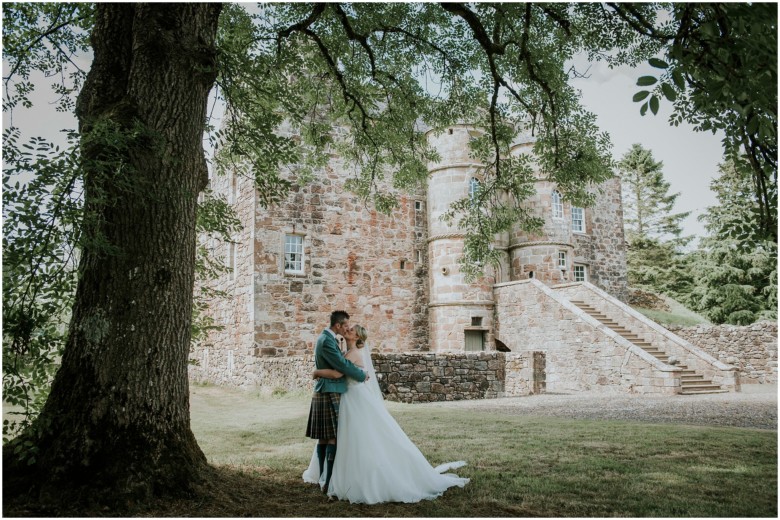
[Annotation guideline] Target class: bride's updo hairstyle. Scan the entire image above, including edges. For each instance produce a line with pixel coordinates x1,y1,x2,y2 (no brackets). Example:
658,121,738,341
354,325,368,348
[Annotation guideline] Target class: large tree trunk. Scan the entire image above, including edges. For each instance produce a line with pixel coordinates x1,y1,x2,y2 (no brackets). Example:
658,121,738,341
4,3,222,505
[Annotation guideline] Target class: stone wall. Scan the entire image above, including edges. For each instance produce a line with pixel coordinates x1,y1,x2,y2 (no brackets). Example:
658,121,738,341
250,160,429,356
667,321,778,385
374,352,515,402
190,168,257,385
554,282,739,391
494,279,680,394
587,177,628,302
188,351,540,401
189,354,314,393
195,146,430,374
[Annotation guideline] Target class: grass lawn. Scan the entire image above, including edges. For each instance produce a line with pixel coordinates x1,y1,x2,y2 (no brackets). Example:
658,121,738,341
632,293,711,327
176,384,777,518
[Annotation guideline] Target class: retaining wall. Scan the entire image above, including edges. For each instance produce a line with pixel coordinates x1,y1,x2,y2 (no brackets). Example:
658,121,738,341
667,321,777,385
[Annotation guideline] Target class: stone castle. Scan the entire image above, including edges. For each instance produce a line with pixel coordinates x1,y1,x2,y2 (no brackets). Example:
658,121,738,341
190,125,739,396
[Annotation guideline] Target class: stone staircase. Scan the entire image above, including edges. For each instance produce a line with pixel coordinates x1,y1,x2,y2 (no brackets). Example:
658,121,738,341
569,300,728,395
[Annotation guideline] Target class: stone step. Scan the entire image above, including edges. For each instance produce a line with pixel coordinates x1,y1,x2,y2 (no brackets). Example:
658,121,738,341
680,388,729,395
571,300,722,390
680,383,720,390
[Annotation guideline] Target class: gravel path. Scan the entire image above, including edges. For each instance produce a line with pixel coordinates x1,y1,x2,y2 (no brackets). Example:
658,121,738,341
420,390,778,430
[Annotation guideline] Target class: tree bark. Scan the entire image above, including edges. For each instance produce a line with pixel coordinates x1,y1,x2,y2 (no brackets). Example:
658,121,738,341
4,3,222,505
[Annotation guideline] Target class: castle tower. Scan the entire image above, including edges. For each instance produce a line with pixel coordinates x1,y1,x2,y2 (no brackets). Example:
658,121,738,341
507,138,576,284
425,125,497,352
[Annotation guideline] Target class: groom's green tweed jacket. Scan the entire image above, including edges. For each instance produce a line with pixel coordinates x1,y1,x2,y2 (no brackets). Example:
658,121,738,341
314,329,366,394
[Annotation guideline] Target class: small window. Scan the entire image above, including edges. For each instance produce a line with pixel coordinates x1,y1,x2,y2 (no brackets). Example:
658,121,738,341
231,242,238,280
528,271,534,279
465,330,485,351
469,178,480,201
230,171,238,204
415,201,422,211
551,190,563,219
471,317,483,327
574,264,587,282
226,242,237,280
400,260,406,270
416,250,423,263
558,250,567,269
284,234,304,273
572,207,585,233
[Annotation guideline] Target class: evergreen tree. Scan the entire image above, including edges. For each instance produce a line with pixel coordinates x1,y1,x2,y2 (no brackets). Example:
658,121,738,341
618,143,691,296
684,158,778,324
626,236,694,301
618,143,690,243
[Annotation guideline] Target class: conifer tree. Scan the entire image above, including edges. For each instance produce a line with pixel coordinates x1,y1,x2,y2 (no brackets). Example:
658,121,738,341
684,159,778,324
618,143,690,243
618,143,691,295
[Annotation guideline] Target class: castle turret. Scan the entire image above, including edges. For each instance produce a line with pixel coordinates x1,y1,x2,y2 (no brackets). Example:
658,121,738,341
507,138,576,284
426,126,496,352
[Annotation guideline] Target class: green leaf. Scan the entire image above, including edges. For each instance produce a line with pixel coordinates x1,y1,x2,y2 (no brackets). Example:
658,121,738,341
649,95,660,115
746,116,758,135
648,58,668,69
633,90,651,102
640,102,649,116
636,76,658,87
661,83,677,102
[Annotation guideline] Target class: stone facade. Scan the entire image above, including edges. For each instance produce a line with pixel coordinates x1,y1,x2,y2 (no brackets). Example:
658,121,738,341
667,321,778,385
190,351,542,401
494,279,681,394
191,124,631,391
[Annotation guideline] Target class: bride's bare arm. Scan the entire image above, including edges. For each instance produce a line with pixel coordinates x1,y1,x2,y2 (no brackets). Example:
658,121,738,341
312,368,343,380
345,350,365,369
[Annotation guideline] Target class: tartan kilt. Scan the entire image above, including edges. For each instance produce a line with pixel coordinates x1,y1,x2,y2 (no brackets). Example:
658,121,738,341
305,392,341,440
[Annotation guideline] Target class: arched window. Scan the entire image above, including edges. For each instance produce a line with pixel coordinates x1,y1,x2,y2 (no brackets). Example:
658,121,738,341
551,190,563,219
469,177,480,201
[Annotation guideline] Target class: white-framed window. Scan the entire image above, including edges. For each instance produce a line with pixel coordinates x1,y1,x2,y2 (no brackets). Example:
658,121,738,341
226,241,237,280
284,234,305,274
572,207,585,233
558,250,567,269
574,264,587,282
231,242,238,280
469,177,480,201
551,190,563,219
230,171,238,204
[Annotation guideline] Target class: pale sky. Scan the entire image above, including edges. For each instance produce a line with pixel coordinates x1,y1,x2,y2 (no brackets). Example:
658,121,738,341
572,59,725,243
5,51,725,244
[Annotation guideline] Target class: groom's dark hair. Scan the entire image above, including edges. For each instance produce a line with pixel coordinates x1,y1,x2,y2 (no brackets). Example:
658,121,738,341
330,310,350,327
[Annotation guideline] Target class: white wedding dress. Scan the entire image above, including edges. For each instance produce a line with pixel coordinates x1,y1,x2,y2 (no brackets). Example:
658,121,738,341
302,344,469,504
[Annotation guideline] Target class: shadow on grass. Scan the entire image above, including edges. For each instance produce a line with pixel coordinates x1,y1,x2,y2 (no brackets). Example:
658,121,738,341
3,464,534,518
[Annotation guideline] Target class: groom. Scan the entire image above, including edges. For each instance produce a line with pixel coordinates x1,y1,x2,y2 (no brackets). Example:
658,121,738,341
305,310,368,494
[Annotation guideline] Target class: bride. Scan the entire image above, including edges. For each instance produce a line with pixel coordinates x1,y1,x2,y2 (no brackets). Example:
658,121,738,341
302,324,469,504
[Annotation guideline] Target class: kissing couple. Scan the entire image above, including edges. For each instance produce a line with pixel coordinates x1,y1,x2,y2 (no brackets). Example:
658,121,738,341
303,310,469,504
